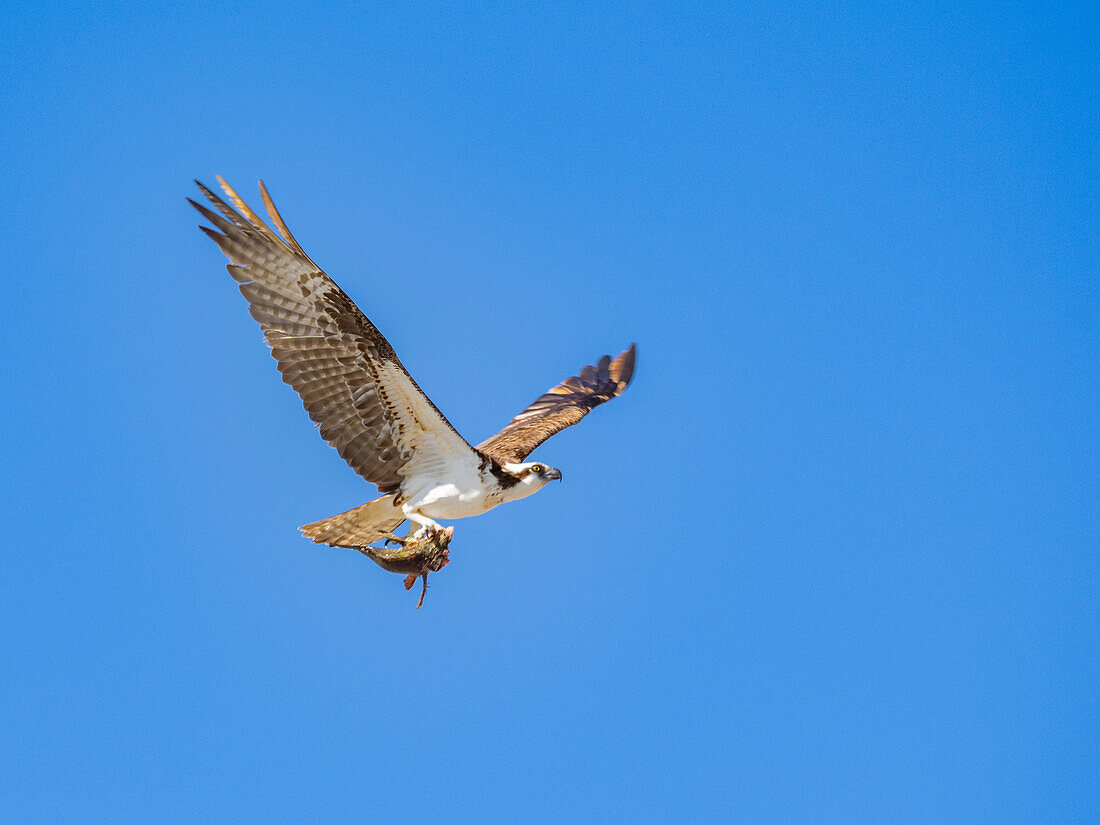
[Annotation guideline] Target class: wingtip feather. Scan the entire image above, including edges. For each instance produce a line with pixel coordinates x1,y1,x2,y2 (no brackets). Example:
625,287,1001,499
611,343,636,389
258,178,307,255
189,198,238,234
217,176,267,228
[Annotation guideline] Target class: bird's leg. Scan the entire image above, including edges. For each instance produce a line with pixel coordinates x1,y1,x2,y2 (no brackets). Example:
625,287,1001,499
405,512,444,541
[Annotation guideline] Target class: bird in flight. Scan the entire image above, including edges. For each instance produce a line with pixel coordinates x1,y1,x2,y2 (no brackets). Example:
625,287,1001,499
191,177,636,600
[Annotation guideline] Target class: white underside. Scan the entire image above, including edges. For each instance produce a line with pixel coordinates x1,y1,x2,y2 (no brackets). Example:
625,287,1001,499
400,466,547,534
408,482,501,520
369,362,553,536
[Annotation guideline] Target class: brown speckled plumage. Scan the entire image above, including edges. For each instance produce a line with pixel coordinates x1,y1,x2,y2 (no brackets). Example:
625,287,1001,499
477,345,636,464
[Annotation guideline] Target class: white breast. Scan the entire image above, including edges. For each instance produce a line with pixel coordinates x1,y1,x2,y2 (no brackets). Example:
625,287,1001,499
402,462,545,522
404,468,499,520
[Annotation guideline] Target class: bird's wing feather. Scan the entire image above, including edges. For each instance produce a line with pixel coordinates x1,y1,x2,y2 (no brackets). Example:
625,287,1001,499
192,178,482,496
476,345,636,463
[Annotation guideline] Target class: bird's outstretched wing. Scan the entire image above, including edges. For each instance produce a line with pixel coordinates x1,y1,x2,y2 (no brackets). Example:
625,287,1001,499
191,177,482,498
477,345,636,464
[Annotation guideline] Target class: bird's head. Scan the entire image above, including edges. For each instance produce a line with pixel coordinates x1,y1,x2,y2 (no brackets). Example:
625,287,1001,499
504,461,563,490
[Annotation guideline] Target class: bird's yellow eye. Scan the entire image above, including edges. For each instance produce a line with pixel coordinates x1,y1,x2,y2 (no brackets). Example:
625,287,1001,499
530,465,543,474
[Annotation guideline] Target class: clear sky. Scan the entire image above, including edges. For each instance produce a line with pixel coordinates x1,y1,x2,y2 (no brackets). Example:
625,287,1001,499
2,2,1096,822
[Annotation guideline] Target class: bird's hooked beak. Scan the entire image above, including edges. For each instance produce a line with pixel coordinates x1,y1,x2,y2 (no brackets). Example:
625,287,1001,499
547,467,563,481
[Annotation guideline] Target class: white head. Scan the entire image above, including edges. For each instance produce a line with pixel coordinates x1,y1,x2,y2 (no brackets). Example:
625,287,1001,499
502,461,563,501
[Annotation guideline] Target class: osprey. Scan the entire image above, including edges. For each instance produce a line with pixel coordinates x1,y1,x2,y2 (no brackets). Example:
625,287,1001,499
191,178,636,573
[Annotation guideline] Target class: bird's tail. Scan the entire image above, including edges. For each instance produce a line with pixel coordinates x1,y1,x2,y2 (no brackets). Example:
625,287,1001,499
300,494,407,548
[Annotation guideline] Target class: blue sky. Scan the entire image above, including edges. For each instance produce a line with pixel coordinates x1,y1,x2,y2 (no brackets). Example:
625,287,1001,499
2,2,1096,822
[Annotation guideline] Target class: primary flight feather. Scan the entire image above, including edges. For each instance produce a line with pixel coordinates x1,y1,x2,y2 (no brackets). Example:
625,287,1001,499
191,177,636,585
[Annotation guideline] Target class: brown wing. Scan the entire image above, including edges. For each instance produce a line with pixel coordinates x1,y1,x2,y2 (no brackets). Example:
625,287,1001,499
190,177,482,497
476,345,636,464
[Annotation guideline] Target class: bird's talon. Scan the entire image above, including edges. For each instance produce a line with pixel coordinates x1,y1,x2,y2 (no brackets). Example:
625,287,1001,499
412,525,438,543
